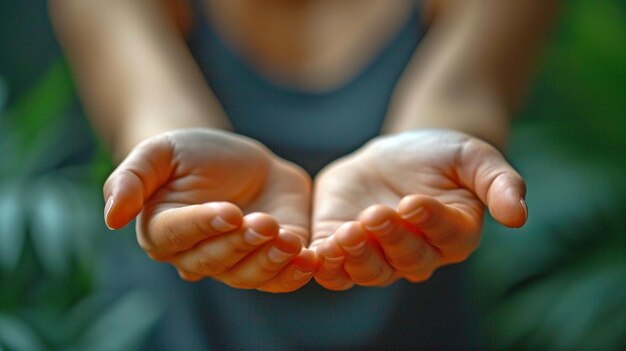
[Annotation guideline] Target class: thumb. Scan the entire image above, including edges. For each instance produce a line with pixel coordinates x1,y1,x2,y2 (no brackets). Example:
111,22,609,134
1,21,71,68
457,138,528,228
103,134,175,229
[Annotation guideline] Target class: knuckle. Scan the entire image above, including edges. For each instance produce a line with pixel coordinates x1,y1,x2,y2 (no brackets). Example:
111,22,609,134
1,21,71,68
227,233,254,255
352,267,393,286
315,268,340,282
262,278,304,293
178,270,201,282
136,230,156,253
163,228,187,251
193,216,214,237
315,277,353,291
226,274,259,290
137,237,154,253
444,249,472,263
431,226,461,248
377,231,404,245
257,263,282,278
389,248,426,270
347,249,372,265
405,270,434,283
192,256,229,276
146,251,171,262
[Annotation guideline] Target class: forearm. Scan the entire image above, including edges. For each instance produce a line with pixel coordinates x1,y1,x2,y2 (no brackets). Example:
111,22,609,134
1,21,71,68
383,0,558,149
49,0,231,159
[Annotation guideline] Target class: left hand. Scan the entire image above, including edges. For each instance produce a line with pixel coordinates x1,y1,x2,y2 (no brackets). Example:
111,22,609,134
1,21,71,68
310,129,527,290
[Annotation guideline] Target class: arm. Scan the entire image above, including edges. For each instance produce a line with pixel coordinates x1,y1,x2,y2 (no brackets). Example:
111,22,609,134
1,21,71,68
49,1,317,292
384,0,559,148
312,0,558,290
48,0,231,159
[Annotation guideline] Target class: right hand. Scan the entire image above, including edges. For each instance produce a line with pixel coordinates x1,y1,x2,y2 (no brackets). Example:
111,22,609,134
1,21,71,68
103,129,317,292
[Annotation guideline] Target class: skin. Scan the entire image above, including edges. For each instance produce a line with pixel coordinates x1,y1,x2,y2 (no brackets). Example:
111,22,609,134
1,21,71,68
103,129,316,292
50,0,557,292
311,0,557,289
311,130,527,289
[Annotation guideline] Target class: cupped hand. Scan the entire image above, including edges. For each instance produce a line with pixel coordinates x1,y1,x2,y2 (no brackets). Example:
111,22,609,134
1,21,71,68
103,129,317,292
310,129,527,290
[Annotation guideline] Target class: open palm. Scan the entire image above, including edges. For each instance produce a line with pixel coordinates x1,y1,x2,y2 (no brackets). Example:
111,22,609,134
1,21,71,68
311,130,527,290
104,129,316,292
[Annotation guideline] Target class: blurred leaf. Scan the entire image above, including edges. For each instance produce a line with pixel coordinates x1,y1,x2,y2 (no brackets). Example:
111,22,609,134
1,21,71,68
520,0,626,162
0,75,7,113
70,290,164,351
488,258,625,350
0,313,46,351
66,186,102,270
42,168,103,270
5,109,79,177
29,177,73,276
486,268,566,347
472,125,625,294
0,183,26,272
471,118,626,350
88,140,114,187
545,264,625,350
5,59,73,155
579,305,626,351
53,294,102,345
0,59,76,177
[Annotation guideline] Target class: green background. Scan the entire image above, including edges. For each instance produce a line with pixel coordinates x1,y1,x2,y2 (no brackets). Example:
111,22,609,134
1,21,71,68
0,1,624,350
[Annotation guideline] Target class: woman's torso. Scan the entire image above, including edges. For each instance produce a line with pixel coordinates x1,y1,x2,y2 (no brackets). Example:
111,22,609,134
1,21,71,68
174,2,479,349
188,0,425,173
201,0,417,91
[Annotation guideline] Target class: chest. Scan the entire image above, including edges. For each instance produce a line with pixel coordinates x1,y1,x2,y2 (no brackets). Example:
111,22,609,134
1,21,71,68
202,0,416,90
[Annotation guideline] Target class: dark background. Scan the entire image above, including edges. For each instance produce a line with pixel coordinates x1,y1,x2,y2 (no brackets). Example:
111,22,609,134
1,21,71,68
0,1,624,350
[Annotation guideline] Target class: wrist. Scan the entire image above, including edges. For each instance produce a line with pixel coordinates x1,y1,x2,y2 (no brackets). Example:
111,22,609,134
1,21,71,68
382,90,510,150
113,102,232,161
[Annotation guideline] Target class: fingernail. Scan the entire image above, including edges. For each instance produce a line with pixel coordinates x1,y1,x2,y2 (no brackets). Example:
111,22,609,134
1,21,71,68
211,216,237,232
322,256,344,269
268,246,293,264
520,199,528,219
401,206,428,223
292,269,313,281
342,241,367,256
244,227,272,245
104,197,114,230
364,219,392,233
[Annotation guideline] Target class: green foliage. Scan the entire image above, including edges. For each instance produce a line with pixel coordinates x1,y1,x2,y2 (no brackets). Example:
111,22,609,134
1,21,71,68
471,128,626,350
469,0,626,349
0,0,623,349
0,61,163,350
524,0,626,162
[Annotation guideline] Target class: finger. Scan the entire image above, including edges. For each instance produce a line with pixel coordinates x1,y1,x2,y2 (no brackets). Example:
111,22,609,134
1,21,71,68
103,135,175,229
257,248,318,293
334,222,396,287
314,237,354,291
457,138,528,228
359,205,440,282
253,161,312,245
177,269,203,282
138,202,243,258
172,213,279,275
398,194,480,263
217,228,303,289
311,166,366,250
